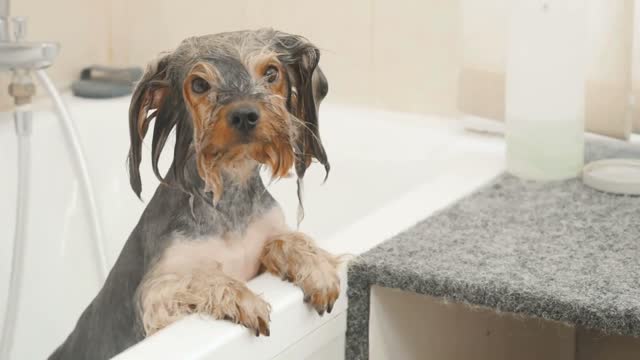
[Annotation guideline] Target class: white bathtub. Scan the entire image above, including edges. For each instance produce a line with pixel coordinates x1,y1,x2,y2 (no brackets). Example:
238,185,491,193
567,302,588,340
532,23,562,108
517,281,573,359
0,94,504,359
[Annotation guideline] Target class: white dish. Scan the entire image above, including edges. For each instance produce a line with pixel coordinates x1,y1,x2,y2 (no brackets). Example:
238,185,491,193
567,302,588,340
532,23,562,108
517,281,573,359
583,159,640,195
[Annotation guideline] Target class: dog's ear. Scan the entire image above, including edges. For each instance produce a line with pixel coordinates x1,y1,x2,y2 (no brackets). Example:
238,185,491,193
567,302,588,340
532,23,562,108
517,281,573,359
127,52,173,198
276,33,330,180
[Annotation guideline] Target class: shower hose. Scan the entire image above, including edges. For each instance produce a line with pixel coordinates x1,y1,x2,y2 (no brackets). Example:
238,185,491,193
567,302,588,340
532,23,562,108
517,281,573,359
0,70,107,359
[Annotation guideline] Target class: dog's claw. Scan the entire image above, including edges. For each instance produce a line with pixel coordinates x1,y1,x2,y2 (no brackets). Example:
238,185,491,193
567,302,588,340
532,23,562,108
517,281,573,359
300,278,339,317
216,283,271,338
258,317,270,337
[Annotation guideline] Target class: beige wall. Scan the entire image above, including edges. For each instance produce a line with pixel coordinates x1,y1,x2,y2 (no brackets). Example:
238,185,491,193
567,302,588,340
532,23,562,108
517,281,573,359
4,0,640,130
108,0,461,116
458,0,508,121
0,0,110,109
3,0,461,116
586,0,634,138
460,0,508,73
459,0,636,139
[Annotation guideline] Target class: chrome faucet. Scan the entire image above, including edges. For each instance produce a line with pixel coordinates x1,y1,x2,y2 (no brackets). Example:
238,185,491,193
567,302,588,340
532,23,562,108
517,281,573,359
0,15,59,72
0,13,58,105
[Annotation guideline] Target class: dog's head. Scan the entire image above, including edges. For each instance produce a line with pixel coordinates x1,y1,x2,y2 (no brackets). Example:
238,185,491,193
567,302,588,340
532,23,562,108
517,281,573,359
127,29,329,202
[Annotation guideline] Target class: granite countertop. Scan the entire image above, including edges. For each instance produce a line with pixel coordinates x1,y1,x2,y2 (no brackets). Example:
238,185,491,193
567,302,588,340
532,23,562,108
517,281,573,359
346,138,640,359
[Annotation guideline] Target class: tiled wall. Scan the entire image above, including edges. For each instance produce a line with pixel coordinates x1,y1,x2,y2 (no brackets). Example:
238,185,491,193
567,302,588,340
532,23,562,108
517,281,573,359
5,0,639,132
2,1,462,115
458,0,638,138
108,0,461,116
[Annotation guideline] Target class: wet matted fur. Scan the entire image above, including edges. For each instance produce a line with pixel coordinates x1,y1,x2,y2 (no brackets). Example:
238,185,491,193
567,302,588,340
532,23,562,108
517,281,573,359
49,29,339,360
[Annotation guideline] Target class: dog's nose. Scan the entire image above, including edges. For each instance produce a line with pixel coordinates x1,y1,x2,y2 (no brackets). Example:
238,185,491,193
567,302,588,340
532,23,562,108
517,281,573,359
227,106,260,132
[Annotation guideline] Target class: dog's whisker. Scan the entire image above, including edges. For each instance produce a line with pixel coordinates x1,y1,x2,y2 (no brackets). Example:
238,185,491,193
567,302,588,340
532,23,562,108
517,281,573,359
288,114,323,146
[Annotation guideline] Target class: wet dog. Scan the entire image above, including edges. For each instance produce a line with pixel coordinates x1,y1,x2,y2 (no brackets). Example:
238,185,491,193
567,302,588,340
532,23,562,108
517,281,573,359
49,29,339,359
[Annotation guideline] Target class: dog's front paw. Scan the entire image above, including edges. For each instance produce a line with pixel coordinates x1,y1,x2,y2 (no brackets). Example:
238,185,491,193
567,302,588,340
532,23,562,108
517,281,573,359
139,266,271,337
299,256,340,315
261,233,341,316
215,283,271,337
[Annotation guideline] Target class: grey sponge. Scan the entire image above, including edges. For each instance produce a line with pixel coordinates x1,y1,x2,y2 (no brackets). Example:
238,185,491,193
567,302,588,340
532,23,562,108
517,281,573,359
72,65,143,99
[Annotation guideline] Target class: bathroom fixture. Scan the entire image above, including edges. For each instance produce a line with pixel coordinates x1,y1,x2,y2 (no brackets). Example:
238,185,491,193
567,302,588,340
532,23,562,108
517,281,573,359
0,17,59,71
0,12,107,360
0,38,59,70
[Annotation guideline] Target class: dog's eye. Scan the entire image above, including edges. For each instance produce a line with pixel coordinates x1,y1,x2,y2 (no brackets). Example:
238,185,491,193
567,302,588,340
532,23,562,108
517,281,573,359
191,77,211,94
264,66,279,84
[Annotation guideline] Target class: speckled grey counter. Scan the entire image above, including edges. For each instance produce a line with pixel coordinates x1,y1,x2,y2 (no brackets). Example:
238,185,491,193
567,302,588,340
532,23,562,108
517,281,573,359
346,138,640,359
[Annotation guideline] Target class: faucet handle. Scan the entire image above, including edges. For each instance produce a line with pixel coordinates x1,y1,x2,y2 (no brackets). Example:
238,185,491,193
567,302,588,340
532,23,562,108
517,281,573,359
12,16,28,42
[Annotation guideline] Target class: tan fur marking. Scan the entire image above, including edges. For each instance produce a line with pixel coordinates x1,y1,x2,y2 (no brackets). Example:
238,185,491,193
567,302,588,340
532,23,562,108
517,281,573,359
252,57,287,97
182,62,220,136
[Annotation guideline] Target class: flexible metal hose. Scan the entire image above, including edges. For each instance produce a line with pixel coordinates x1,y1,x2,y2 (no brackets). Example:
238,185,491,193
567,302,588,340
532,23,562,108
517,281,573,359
35,69,108,280
0,109,32,359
